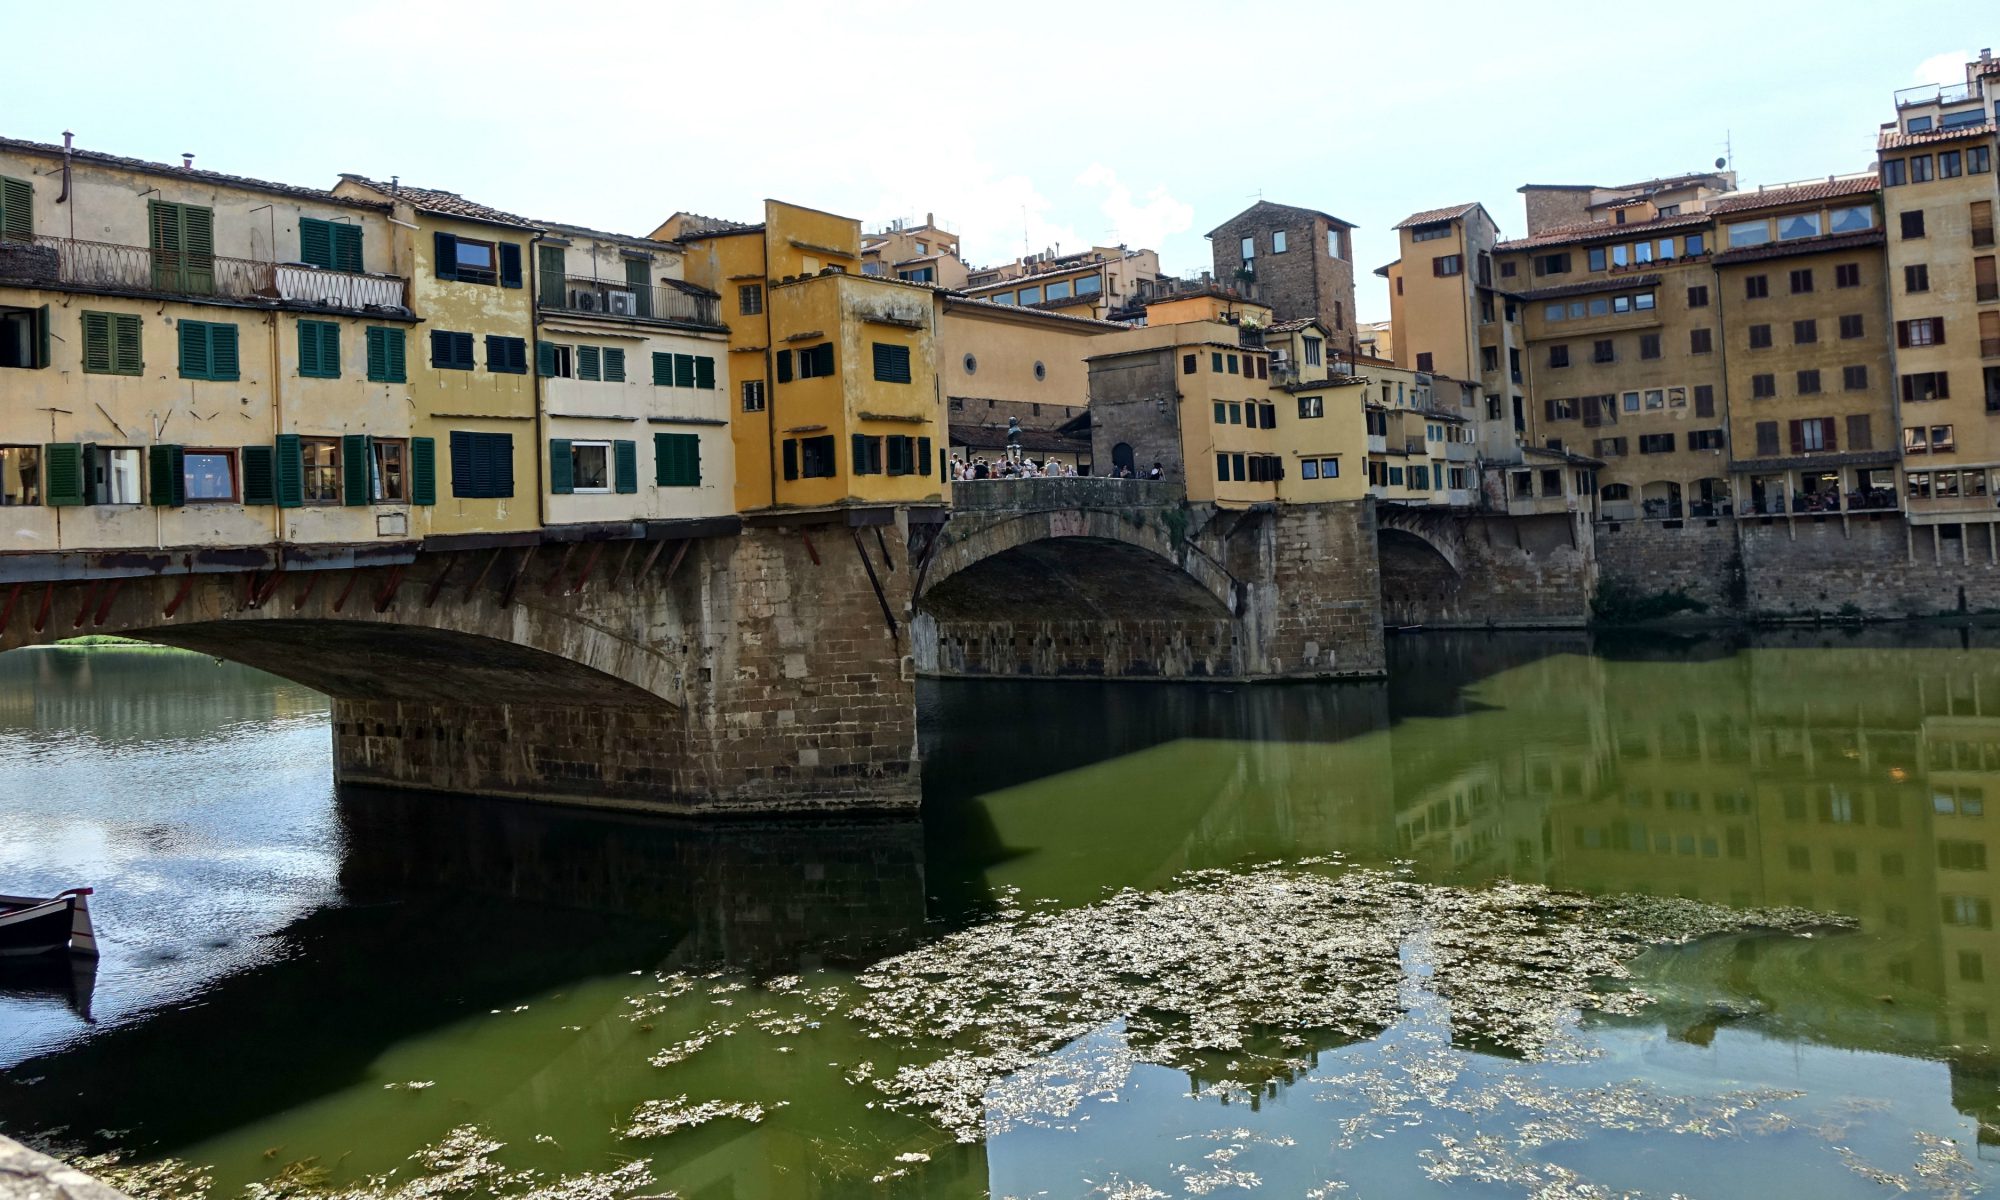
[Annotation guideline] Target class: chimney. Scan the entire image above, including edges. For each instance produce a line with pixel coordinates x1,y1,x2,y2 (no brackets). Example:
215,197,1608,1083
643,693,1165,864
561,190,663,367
181,152,194,170
925,211,934,227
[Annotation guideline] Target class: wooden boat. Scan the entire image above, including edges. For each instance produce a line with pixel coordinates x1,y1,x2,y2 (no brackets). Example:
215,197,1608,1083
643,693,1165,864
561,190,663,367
0,889,99,958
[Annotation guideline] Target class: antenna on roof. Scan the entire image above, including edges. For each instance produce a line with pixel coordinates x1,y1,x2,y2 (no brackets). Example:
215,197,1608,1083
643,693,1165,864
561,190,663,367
1718,130,1733,174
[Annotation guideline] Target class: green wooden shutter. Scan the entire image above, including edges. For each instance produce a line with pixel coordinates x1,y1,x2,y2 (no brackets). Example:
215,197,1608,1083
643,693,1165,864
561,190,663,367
604,348,625,382
538,245,567,307
410,436,436,505
917,436,932,478
298,320,321,377
43,443,84,506
34,304,50,369
613,439,638,493
0,176,32,239
366,327,388,380
81,312,111,372
183,205,214,294
148,200,182,291
577,346,600,381
782,438,798,480
537,340,557,377
674,353,696,388
549,439,573,493
332,223,363,272
148,444,184,506
274,433,304,507
241,444,276,505
775,349,792,383
319,322,341,378
433,232,459,280
300,218,333,269
812,344,834,376
179,320,211,379
694,356,715,390
211,323,239,381
653,351,673,386
653,434,699,487
112,314,142,374
682,436,701,486
342,434,372,504
624,257,652,317
499,242,523,288
852,433,869,475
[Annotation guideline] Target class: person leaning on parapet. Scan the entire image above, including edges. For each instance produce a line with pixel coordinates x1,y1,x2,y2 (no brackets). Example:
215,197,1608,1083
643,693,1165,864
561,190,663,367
1148,462,1163,480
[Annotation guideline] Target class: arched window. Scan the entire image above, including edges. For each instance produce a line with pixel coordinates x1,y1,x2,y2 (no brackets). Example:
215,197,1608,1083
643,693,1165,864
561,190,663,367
1112,443,1135,473
1601,483,1632,500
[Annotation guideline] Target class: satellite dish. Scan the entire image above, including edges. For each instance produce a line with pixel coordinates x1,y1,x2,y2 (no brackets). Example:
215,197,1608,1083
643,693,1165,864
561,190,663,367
1715,157,1728,170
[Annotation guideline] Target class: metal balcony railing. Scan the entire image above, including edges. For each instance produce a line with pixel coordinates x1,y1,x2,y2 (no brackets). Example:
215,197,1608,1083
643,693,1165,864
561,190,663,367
538,274,720,326
0,233,408,310
1896,81,1981,108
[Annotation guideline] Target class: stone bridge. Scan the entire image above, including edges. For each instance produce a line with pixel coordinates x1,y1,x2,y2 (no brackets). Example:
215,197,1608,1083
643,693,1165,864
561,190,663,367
0,511,933,816
913,478,1386,680
1374,503,1596,628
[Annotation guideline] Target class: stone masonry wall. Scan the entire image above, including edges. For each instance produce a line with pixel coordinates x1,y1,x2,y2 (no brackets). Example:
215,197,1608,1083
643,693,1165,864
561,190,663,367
1376,509,1595,628
1740,514,2000,618
917,617,1242,679
1593,517,1743,612
336,522,921,815
1231,500,1387,676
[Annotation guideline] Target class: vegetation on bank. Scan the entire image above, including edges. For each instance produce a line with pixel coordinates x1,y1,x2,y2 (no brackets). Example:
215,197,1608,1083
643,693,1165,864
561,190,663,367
1589,580,1710,625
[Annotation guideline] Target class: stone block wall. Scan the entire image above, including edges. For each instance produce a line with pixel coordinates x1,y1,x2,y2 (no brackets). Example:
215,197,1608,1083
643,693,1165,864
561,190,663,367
1593,517,1743,612
1740,514,2000,617
1232,501,1387,676
1376,509,1595,628
918,617,1241,679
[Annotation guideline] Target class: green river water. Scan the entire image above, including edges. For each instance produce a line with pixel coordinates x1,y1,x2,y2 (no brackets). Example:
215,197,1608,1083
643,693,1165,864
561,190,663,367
5,630,2000,1198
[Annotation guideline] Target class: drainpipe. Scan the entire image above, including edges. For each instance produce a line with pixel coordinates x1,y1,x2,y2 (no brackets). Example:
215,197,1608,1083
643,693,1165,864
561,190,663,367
530,234,548,530
270,312,285,552
764,240,778,508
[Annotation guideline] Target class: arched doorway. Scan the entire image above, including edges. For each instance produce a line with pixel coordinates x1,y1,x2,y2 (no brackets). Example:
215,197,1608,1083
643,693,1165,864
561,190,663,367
1111,442,1135,476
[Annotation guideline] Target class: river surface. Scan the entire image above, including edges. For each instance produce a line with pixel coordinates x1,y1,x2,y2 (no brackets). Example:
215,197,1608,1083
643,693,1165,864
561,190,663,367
7,632,2000,1197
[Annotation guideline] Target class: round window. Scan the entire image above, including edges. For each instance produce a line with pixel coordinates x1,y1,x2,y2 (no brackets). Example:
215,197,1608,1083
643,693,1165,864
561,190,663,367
1033,361,1047,381
963,353,978,374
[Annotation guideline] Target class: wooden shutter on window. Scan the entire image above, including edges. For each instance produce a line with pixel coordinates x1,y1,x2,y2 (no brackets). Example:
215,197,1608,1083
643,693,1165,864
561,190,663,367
653,351,673,386
81,312,111,372
694,356,715,390
577,345,601,381
548,439,573,493
604,348,625,382
112,313,142,374
42,443,84,506
0,176,32,239
410,437,435,505
301,218,333,269
775,349,793,383
434,232,459,280
180,320,211,379
342,434,372,504
674,353,696,388
614,439,638,493
332,224,362,272
499,242,523,288
240,445,276,506
1756,422,1778,457
538,245,566,307
813,344,835,376
149,444,184,506
274,433,304,508
1823,419,1838,451
852,433,870,474
211,323,239,380
1788,420,1804,454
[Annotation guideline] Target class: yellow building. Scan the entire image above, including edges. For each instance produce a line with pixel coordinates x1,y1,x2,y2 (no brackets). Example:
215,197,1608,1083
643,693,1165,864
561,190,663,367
1878,55,2000,534
861,214,968,288
963,245,1162,322
1084,293,1367,505
335,176,541,535
666,201,948,515
936,293,1118,471
531,222,735,527
0,136,424,551
1708,177,1896,518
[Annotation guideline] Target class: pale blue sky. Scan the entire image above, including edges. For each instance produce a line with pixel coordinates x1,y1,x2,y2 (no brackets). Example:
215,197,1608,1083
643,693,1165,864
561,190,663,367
6,0,1992,318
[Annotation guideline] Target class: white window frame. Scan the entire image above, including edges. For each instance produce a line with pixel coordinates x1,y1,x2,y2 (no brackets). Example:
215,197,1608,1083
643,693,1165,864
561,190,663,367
570,440,612,494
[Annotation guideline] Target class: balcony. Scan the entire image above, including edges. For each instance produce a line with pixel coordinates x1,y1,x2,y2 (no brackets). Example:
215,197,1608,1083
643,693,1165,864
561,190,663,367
539,274,721,327
0,234,408,311
1896,82,1981,108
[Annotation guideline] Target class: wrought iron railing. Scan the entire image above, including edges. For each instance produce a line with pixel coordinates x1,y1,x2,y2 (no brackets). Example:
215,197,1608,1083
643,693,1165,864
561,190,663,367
538,274,721,326
0,233,407,310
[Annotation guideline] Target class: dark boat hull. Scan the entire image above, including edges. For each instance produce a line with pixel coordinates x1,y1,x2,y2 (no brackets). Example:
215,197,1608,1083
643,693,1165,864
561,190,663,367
0,899,79,957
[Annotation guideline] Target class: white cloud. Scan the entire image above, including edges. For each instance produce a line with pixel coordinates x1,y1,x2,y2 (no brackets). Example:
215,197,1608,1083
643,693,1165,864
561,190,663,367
1913,50,1971,85
1075,164,1196,256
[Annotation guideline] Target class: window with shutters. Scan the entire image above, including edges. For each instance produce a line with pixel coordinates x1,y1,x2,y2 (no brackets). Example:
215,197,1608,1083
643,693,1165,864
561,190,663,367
1789,268,1814,294
430,329,475,371
1978,256,1999,302
1752,373,1776,398
1690,328,1713,354
1792,319,1817,345
1689,429,1727,451
797,342,835,378
147,201,215,294
1797,369,1822,395
448,431,514,498
0,445,43,504
655,433,702,487
1899,317,1946,347
1694,385,1715,416
577,345,602,381
81,311,143,375
297,320,341,378
177,320,239,381
741,380,766,412
1754,421,1779,456
1906,264,1930,292
1846,415,1873,451
300,437,342,504
0,175,32,240
739,284,763,315
797,435,836,478
1548,344,1570,368
87,446,142,504
1902,210,1926,240
1844,364,1870,390
570,441,612,493
366,327,407,382
441,235,499,285
873,342,913,383
1749,324,1773,349
299,218,363,272
1836,262,1861,287
1592,339,1615,364
1687,285,1709,307
540,342,573,378
1639,333,1661,360
373,439,407,502
1903,372,1950,402
672,353,698,389
1744,275,1768,299
604,348,626,382
1638,433,1675,454
485,335,528,375
1793,418,1835,452
852,434,884,475
1839,313,1865,339
0,304,48,369
183,448,238,502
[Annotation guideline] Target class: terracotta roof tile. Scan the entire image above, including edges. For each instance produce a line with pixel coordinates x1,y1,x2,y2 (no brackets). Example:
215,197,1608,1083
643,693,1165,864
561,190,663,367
1879,122,1999,150
1266,317,1323,333
1205,199,1355,237
1393,203,1481,230
1706,175,1880,214
0,136,385,209
1496,211,1711,252
1517,273,1663,302
340,175,537,229
1711,229,1886,266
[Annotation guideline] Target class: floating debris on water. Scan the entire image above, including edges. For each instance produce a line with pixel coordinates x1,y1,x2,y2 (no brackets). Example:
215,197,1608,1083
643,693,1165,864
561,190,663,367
622,1095,767,1140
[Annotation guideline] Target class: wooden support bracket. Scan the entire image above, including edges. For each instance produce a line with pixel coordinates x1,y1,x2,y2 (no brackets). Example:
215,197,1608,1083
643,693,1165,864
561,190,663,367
424,555,456,608
499,547,536,609
331,570,360,614
293,571,320,611
162,575,195,619
32,582,54,633
873,526,897,573
92,579,124,626
570,543,604,594
0,583,21,634
463,548,504,603
801,531,820,565
71,581,100,629
851,527,899,640
541,544,577,596
373,563,408,613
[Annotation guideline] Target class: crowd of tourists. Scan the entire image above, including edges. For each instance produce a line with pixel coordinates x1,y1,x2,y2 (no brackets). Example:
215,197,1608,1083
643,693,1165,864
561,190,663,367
951,457,1165,481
